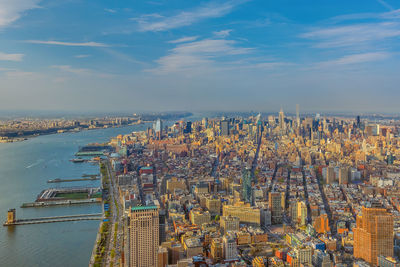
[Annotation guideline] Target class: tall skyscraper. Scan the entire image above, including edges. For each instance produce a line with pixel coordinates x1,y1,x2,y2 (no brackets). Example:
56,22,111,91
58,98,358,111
220,120,230,136
356,115,361,128
184,121,192,134
279,108,285,130
154,119,163,140
354,205,394,265
296,104,300,128
129,205,159,267
242,167,253,204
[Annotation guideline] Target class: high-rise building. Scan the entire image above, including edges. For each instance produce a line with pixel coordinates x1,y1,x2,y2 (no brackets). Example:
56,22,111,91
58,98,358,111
211,238,223,262
220,215,240,234
339,166,349,185
129,205,159,267
295,246,312,265
313,214,331,234
297,201,307,226
223,233,238,261
242,167,253,203
184,121,192,134
279,108,285,130
159,209,166,245
269,192,283,224
154,119,163,140
202,117,208,129
356,115,361,128
313,250,333,267
354,206,394,265
220,120,230,136
326,166,335,184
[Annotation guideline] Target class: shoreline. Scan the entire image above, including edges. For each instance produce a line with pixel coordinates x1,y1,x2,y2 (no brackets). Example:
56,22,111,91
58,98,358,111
0,122,149,144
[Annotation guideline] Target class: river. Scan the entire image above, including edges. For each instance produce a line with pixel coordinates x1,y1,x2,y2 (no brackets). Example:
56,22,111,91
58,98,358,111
0,123,152,267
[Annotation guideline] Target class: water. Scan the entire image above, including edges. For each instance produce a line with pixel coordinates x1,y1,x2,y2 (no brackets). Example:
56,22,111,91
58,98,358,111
0,123,152,267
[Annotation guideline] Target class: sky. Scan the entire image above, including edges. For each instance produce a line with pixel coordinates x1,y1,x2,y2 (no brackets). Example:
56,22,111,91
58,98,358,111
0,0,399,114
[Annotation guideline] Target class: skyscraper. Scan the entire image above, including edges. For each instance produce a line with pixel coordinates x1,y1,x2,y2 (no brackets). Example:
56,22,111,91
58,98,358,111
184,121,192,134
129,205,159,267
296,104,300,128
279,108,285,130
154,119,163,140
354,206,394,265
242,167,253,204
220,120,230,136
269,192,283,224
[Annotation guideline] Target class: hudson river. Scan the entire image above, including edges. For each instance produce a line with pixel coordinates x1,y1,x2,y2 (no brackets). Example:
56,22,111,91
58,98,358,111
0,124,151,267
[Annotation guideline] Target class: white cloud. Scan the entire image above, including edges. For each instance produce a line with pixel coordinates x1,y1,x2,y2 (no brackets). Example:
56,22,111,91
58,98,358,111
134,0,247,32
0,52,24,61
74,54,91,58
104,8,117,13
301,22,400,48
213,29,233,38
317,52,390,67
0,0,41,28
168,36,199,44
26,40,109,47
148,38,255,74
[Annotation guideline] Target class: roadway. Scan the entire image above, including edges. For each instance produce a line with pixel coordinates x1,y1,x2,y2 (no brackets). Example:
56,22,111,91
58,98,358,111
104,160,124,266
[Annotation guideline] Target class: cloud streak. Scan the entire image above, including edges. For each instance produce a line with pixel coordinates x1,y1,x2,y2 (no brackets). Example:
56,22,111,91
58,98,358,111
168,36,199,44
26,40,109,47
0,52,24,61
301,22,400,48
134,0,247,32
0,0,41,27
317,52,390,67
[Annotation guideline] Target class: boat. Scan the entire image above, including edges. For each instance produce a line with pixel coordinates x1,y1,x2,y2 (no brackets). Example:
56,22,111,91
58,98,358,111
70,158,86,163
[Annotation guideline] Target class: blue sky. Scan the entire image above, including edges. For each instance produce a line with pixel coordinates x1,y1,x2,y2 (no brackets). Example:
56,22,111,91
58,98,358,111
0,0,399,113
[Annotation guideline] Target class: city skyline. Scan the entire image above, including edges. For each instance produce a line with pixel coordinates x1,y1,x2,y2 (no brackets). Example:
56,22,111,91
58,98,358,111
1,0,400,112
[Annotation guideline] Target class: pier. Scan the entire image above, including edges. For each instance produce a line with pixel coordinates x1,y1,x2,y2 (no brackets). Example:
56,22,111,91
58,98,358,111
3,209,103,226
47,177,100,183
21,198,101,208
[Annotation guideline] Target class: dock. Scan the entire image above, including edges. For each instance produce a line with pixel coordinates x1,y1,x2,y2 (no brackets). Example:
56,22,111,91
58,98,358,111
21,198,101,208
47,177,100,183
3,213,103,226
75,151,104,157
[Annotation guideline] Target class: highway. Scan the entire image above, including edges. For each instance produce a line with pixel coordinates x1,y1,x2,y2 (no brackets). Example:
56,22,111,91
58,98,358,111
104,160,124,267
